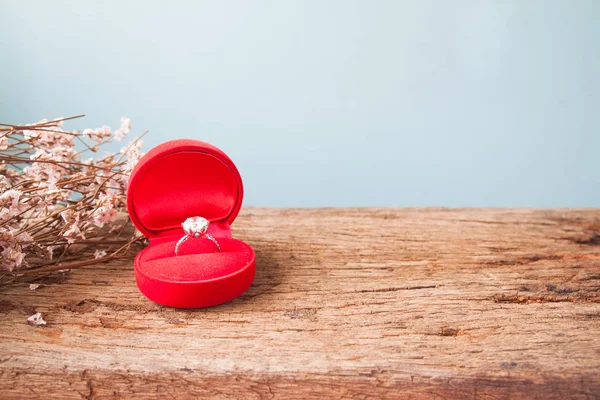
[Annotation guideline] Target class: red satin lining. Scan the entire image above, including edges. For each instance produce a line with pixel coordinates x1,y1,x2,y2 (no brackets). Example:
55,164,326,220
128,151,238,235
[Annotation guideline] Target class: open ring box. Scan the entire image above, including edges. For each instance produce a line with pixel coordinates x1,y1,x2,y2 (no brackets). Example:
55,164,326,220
127,139,256,308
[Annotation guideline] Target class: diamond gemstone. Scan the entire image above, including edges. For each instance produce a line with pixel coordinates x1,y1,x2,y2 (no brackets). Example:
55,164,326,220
182,217,209,237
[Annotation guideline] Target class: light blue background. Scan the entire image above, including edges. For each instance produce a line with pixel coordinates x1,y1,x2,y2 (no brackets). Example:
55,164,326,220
1,1,598,207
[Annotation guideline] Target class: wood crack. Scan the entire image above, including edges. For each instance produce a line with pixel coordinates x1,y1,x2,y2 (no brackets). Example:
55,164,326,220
355,285,439,293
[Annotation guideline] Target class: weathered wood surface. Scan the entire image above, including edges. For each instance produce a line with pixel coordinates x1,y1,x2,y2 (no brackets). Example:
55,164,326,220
1,208,599,399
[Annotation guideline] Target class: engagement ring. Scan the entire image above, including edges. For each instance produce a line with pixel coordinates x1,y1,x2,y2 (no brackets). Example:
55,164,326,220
174,217,220,255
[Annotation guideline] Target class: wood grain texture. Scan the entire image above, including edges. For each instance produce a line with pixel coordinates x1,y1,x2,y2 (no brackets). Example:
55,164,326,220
1,208,599,399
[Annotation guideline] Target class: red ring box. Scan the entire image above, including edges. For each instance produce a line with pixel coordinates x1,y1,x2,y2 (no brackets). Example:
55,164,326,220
127,139,256,308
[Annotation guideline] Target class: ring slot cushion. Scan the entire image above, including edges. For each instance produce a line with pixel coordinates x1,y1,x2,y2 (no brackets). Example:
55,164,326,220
127,139,256,308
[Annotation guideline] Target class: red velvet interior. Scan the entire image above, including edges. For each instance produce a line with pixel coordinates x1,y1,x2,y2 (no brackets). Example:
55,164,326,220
138,237,253,282
128,150,239,236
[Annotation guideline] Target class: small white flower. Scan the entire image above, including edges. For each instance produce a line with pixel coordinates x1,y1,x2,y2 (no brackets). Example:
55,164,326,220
46,245,59,260
113,117,131,142
92,205,117,228
121,139,144,173
95,125,111,136
0,135,8,151
29,149,46,160
44,182,61,194
60,210,85,243
52,117,64,127
120,117,131,130
0,189,22,210
0,175,10,190
83,128,104,143
16,231,33,249
94,249,107,259
113,131,126,141
1,243,24,271
27,312,46,326
63,223,85,244
0,208,11,222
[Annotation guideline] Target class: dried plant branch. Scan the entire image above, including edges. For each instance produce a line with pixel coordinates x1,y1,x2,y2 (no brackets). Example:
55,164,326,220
0,115,147,276
16,255,133,275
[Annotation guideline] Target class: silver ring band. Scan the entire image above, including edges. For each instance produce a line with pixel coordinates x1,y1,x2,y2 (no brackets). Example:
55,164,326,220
174,217,221,255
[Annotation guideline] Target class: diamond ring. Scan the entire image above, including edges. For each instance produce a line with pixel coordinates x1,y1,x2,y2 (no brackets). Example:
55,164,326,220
174,217,221,255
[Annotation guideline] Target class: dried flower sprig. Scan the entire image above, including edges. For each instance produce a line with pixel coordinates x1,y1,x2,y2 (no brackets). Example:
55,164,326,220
0,115,146,276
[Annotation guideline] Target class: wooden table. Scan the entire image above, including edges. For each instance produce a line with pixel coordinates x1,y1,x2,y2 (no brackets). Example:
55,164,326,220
1,208,599,399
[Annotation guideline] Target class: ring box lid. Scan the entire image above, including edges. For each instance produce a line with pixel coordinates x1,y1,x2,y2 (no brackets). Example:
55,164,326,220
126,139,243,240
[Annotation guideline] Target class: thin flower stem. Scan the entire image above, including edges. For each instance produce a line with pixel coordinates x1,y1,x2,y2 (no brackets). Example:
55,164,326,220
0,156,128,174
109,236,142,257
15,255,132,275
114,131,148,165
0,115,85,128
